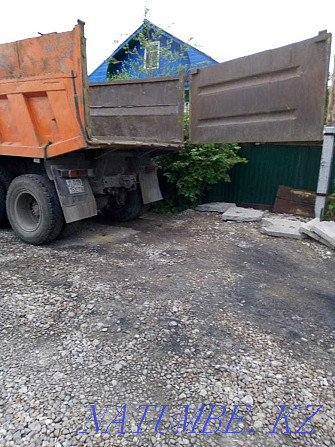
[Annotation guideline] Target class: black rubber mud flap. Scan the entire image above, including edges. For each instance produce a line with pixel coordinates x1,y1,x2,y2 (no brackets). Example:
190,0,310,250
139,167,163,204
51,168,97,223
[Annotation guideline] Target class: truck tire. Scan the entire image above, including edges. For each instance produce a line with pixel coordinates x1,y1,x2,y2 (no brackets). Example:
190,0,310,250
6,174,64,245
102,188,148,222
0,166,14,226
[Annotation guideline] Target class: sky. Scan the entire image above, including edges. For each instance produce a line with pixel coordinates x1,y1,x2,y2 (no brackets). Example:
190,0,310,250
0,0,334,75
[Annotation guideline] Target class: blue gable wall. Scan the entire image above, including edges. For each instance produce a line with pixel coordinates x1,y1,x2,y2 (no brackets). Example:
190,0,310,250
89,21,217,83
108,35,190,79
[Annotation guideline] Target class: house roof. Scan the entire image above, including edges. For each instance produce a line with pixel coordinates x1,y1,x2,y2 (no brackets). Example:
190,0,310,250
89,20,218,82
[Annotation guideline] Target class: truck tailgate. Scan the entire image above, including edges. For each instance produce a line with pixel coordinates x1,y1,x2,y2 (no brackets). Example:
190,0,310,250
88,75,185,150
190,32,331,144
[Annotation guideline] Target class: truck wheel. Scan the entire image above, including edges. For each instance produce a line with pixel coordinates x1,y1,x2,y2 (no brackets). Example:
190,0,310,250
0,166,14,226
6,174,64,245
102,188,148,222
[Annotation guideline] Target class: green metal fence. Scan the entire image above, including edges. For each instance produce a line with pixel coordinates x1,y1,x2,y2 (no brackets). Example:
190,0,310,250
206,144,335,207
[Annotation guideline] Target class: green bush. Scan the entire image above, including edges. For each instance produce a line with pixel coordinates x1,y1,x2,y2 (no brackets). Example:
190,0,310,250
153,126,246,213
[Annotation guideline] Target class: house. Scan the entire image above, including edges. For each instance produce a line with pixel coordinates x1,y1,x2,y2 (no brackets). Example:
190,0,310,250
89,20,218,103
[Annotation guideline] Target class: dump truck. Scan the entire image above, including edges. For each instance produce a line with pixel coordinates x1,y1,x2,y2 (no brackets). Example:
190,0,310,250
0,21,331,244
0,21,185,244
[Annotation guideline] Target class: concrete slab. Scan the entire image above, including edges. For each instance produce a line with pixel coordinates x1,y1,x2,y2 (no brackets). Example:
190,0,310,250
222,207,264,222
310,220,335,249
195,202,236,213
261,217,306,239
299,218,320,232
299,221,334,249
299,218,320,239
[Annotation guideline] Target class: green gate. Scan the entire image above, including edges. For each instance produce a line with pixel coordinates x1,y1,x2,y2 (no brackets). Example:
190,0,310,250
206,144,335,207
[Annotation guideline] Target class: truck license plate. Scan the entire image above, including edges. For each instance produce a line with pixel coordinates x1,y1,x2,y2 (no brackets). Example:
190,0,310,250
66,179,85,194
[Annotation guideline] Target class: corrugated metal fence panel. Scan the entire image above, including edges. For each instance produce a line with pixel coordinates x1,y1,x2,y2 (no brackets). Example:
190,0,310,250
206,144,335,206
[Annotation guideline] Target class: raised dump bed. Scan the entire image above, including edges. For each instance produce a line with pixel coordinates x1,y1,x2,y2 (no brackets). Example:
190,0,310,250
0,21,184,160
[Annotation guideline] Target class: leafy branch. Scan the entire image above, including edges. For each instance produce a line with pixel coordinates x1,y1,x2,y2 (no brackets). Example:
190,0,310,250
107,21,189,80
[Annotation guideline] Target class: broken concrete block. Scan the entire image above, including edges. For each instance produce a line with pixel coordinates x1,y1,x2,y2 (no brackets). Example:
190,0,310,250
195,202,236,213
300,221,334,249
300,219,334,249
306,231,333,248
310,220,335,249
261,217,306,239
299,218,320,233
299,218,320,240
222,207,264,222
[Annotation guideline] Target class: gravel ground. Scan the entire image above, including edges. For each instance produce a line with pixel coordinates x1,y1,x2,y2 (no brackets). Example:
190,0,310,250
0,211,334,446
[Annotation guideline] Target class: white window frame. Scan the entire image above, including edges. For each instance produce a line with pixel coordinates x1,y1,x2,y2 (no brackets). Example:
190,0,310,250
144,41,160,70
